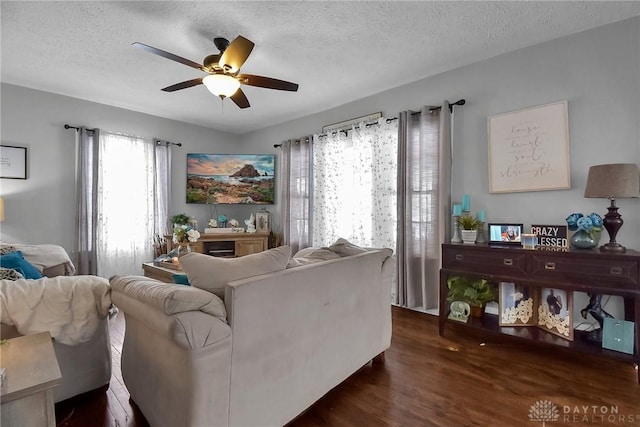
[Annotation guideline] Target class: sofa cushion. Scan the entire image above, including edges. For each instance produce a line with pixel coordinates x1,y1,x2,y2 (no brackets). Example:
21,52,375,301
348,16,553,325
0,267,24,280
0,245,17,256
326,238,368,257
287,248,340,268
110,276,226,321
0,251,43,279
180,246,292,297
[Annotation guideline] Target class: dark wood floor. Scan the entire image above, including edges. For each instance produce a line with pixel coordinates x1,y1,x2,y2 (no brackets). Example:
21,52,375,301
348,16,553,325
56,307,640,427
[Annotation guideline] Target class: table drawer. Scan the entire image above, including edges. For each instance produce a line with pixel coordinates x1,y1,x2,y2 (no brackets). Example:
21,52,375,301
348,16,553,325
443,246,527,276
531,254,639,288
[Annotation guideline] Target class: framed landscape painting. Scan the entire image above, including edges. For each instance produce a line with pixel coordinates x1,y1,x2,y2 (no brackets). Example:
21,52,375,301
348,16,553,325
186,154,275,205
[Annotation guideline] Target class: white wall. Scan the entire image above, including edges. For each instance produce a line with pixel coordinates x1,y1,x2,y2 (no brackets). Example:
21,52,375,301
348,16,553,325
242,17,640,250
2,17,638,265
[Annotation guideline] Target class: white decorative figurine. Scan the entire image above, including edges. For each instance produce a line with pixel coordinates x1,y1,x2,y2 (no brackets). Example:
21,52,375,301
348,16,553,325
208,219,217,228
245,213,256,233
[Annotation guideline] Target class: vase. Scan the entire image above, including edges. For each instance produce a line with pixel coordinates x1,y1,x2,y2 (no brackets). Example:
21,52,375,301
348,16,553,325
176,243,192,257
461,230,477,244
470,305,484,318
570,230,600,250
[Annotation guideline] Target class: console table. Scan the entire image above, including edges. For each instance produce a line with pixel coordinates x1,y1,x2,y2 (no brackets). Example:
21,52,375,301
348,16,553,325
439,243,640,383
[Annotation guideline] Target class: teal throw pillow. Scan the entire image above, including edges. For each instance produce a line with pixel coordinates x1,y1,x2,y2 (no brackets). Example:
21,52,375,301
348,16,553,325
172,274,191,286
0,251,43,279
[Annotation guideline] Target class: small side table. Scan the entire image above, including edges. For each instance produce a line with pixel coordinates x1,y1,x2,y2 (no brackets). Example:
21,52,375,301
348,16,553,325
1,332,62,427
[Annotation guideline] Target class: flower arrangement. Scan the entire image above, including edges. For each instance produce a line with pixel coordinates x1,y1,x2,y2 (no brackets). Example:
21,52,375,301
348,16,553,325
173,224,201,244
565,212,603,238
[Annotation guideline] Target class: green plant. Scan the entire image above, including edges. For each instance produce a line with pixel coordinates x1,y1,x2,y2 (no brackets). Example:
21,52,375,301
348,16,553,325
169,213,190,225
457,213,481,230
446,275,497,307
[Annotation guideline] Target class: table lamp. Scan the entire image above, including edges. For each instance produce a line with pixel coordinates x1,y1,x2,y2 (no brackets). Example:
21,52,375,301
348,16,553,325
584,163,639,253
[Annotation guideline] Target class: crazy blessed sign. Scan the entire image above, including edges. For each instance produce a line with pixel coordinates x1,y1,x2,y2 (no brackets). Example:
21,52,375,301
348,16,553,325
531,225,568,249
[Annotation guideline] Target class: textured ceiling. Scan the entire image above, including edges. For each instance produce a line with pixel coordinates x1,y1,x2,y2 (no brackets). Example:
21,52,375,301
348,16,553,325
2,1,640,134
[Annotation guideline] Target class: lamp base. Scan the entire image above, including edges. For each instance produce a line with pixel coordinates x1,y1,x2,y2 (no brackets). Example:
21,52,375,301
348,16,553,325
600,242,626,253
601,198,625,253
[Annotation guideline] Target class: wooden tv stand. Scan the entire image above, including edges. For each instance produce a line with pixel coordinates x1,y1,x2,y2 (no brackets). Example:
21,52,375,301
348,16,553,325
177,231,270,258
439,243,640,383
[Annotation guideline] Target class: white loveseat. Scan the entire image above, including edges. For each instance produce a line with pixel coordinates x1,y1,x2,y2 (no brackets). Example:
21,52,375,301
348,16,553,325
110,244,393,427
0,243,113,403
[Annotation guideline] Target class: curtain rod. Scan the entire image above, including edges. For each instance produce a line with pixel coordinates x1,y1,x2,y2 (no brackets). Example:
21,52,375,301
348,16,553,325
273,99,465,148
64,124,182,146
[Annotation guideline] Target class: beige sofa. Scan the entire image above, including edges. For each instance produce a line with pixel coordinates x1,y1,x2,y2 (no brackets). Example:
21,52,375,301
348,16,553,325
110,245,393,427
0,244,113,403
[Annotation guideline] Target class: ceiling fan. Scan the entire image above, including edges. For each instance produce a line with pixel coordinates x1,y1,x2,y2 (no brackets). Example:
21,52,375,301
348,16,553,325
133,35,299,109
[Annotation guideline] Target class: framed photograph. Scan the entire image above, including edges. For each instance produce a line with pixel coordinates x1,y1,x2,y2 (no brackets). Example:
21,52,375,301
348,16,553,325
488,100,570,193
0,145,27,179
499,282,535,326
538,287,573,341
488,223,523,245
255,211,270,233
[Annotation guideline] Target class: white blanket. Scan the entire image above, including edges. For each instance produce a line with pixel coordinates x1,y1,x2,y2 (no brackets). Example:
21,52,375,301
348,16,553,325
0,275,111,345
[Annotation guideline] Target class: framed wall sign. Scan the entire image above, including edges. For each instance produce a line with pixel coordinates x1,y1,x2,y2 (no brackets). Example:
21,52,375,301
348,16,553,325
488,100,570,193
0,145,27,179
530,225,568,249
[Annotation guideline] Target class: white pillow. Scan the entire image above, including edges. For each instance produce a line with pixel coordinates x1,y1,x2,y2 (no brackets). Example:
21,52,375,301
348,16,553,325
326,238,368,257
180,246,292,297
286,248,341,268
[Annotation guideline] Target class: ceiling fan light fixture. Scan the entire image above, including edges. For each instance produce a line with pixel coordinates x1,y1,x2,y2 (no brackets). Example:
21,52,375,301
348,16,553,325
202,74,240,98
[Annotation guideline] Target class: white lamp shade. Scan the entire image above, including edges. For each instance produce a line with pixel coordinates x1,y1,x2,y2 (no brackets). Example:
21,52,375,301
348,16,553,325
202,74,240,98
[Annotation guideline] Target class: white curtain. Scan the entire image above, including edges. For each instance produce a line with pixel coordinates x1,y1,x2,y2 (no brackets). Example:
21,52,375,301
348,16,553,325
77,130,171,278
395,102,451,310
312,119,398,249
279,137,312,254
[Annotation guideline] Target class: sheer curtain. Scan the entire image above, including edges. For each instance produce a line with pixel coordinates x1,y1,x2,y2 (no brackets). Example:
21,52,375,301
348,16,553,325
77,130,171,278
395,101,451,310
312,119,397,248
279,136,312,254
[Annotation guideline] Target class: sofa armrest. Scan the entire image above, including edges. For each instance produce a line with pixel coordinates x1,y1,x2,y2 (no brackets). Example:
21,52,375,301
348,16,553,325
110,276,230,350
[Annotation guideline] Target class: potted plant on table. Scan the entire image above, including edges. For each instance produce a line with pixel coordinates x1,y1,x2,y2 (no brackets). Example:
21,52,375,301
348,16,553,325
169,213,190,227
446,275,497,318
457,213,481,244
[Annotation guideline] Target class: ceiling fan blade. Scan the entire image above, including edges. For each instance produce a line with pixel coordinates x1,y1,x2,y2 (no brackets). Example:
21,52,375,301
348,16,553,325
230,88,250,109
237,74,299,92
161,78,204,92
219,36,255,73
132,42,203,70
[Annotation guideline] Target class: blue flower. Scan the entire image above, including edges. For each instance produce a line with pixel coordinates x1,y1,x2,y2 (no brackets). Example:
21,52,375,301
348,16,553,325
589,213,603,229
576,216,594,231
565,213,584,231
566,212,603,238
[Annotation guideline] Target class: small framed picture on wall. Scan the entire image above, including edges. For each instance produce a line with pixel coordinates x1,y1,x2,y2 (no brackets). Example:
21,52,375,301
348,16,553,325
0,145,27,179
